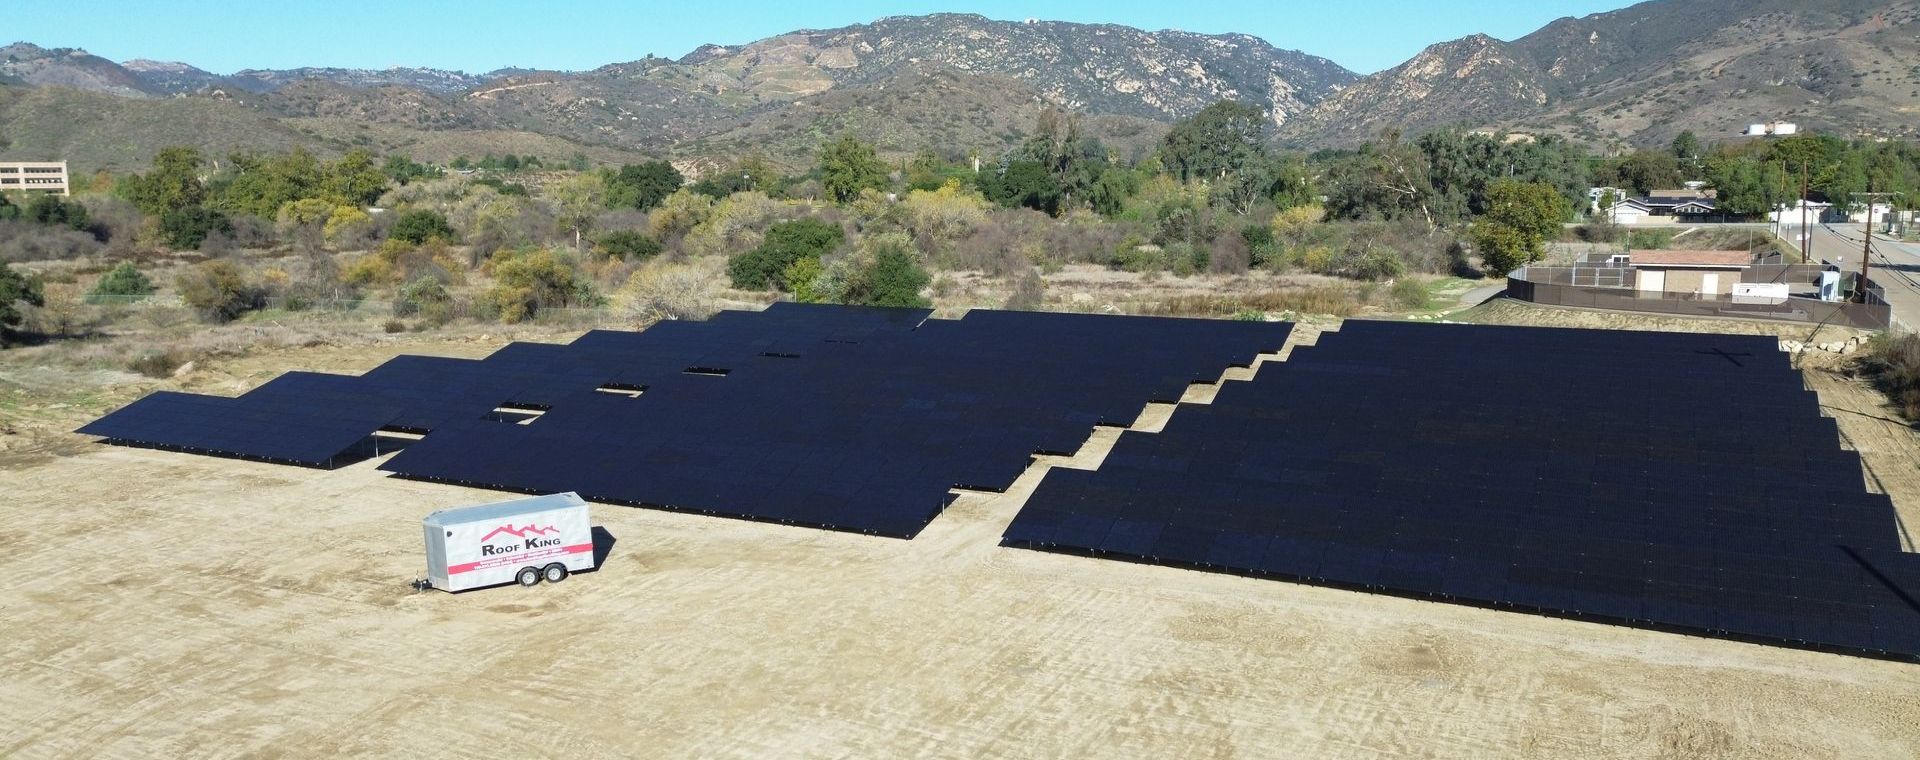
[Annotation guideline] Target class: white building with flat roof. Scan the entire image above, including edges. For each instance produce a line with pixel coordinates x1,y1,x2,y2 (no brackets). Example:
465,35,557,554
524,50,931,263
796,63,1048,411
0,161,70,195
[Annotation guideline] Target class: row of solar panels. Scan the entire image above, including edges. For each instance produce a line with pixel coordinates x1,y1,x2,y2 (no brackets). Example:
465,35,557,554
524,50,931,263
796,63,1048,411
81,303,1293,537
1003,320,1920,661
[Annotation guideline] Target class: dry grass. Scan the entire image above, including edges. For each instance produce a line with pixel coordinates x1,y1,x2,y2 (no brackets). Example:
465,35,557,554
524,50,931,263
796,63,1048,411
1860,332,1920,420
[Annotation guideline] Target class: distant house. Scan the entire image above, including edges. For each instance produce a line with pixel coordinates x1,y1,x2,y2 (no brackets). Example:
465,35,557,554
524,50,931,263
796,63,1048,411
1643,188,1715,216
1630,250,1752,296
1672,199,1722,222
1609,197,1651,225
1587,186,1628,213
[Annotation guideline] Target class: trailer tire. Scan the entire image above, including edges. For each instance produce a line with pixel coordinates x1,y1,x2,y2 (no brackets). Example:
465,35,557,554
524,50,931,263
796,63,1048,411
515,566,542,587
543,563,569,583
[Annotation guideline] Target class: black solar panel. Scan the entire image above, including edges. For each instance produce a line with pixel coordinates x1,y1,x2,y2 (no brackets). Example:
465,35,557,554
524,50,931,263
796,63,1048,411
77,304,1291,537
1002,320,1920,661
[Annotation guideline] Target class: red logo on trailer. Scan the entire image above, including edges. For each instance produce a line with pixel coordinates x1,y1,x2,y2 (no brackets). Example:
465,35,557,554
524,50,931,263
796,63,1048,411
480,524,559,542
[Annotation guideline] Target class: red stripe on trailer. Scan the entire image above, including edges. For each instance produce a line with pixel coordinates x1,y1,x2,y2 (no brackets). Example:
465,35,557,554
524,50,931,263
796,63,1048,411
447,542,592,575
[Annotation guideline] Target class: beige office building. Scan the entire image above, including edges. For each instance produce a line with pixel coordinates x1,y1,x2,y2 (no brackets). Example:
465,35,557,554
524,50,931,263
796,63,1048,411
0,161,71,196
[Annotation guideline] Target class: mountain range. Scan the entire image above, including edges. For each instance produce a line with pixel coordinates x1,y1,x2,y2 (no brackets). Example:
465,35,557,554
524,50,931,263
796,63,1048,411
2,1,1917,173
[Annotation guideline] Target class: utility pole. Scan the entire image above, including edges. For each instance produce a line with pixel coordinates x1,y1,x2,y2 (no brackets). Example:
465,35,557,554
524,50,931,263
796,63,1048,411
1799,161,1811,263
1851,189,1902,303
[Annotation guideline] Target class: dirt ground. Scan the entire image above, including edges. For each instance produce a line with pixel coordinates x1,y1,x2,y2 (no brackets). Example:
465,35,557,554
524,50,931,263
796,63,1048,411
2,306,1919,758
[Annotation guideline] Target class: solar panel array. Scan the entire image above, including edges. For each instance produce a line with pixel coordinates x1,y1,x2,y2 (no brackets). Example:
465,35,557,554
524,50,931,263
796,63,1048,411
80,303,1291,537
1004,321,1920,660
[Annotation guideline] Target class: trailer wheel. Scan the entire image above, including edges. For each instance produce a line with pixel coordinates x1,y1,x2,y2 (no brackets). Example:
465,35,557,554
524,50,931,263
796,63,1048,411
542,563,569,583
515,566,542,587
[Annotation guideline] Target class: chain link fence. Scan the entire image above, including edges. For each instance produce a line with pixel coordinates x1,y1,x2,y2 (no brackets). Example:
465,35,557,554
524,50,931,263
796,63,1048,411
1509,267,1892,330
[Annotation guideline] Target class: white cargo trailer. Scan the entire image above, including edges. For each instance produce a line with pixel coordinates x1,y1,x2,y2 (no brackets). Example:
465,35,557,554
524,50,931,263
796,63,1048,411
422,492,595,592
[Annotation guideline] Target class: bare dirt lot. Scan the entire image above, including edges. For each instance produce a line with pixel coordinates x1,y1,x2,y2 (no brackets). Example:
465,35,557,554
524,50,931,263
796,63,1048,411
3,305,1919,758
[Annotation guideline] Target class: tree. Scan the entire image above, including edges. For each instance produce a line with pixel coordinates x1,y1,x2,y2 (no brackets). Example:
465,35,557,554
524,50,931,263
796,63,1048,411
324,149,390,207
1607,150,1683,196
1670,130,1702,173
727,218,843,290
0,262,46,344
1088,167,1143,217
604,161,683,211
1322,131,1435,228
1704,154,1788,215
389,210,456,244
89,262,155,300
549,172,607,250
213,148,322,218
382,155,439,186
1160,101,1267,183
1471,179,1570,276
818,135,888,204
981,160,1062,214
481,248,596,323
159,207,233,249
24,193,89,232
120,146,207,216
594,230,662,261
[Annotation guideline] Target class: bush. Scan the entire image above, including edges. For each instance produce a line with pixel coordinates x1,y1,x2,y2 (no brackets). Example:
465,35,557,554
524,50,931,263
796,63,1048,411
1390,278,1430,309
617,261,721,321
595,230,663,261
176,260,261,322
158,207,233,250
728,218,843,290
784,257,826,303
0,220,103,262
0,262,47,343
839,235,931,308
394,276,454,323
128,349,188,378
1208,232,1251,275
481,248,597,323
89,262,155,300
389,209,456,244
1862,333,1920,420
24,193,91,232
1004,270,1046,310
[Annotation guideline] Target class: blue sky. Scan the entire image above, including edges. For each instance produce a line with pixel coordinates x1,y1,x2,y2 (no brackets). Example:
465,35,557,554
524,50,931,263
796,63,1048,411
13,0,1633,75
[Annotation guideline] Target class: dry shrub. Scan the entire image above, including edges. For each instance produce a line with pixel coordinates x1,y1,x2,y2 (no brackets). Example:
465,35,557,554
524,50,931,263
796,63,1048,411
617,260,721,322
1208,232,1250,275
1138,287,1364,318
1004,270,1046,311
79,196,144,244
127,347,189,378
0,220,103,263
1862,333,1920,419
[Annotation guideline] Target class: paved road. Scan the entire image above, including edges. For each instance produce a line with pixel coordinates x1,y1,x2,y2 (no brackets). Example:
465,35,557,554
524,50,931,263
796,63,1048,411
1790,222,1920,331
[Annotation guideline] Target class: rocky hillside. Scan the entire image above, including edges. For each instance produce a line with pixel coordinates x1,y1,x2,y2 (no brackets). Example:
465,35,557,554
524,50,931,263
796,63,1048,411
8,3,1920,167
228,66,499,94
1280,0,1920,147
667,13,1355,127
1281,35,1549,145
1,43,155,98
0,15,1352,171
